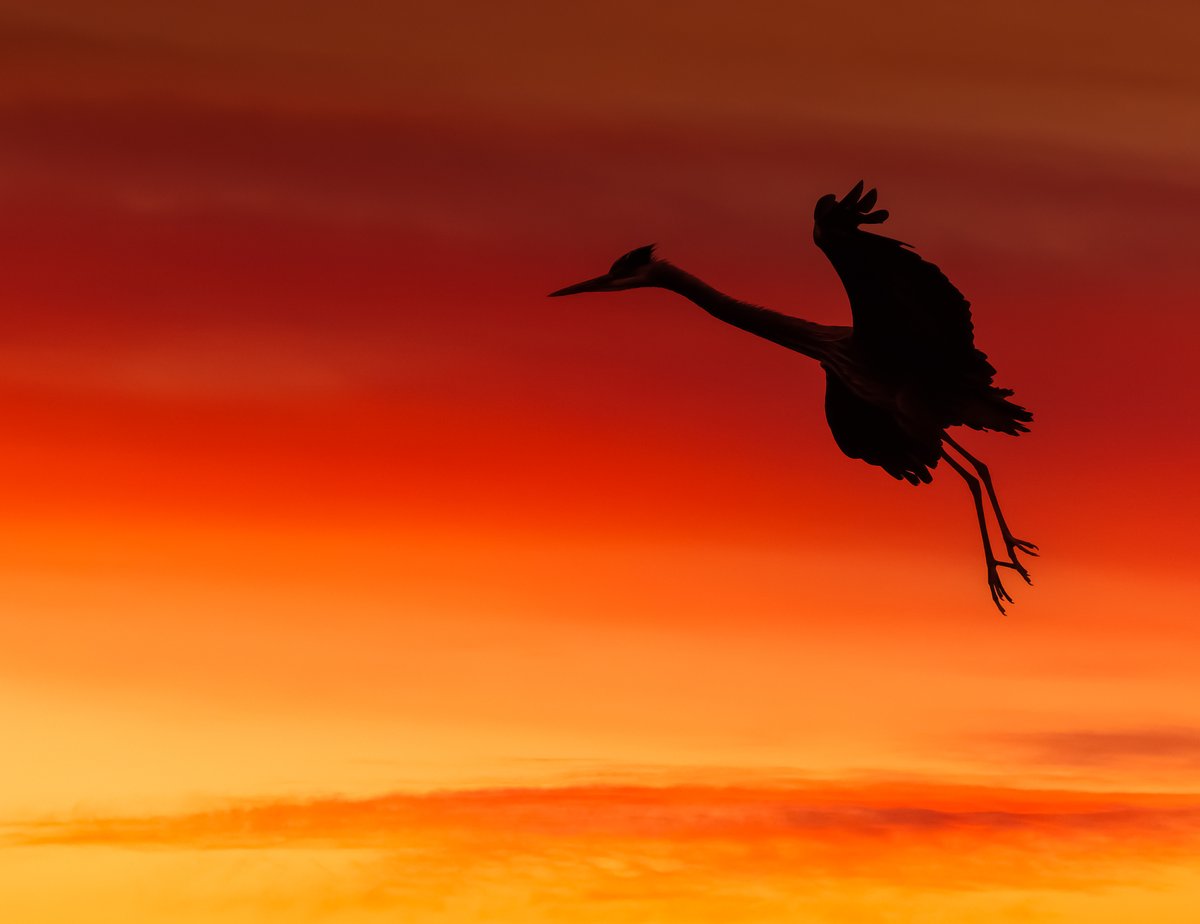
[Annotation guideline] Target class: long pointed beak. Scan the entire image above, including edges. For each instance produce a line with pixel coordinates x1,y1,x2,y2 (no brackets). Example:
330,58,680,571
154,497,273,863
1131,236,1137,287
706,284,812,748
548,274,613,297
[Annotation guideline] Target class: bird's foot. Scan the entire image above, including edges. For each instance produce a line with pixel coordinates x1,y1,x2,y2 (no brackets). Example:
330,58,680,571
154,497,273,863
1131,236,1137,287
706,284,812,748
998,534,1037,585
997,558,1032,586
1004,534,1039,560
987,560,1016,615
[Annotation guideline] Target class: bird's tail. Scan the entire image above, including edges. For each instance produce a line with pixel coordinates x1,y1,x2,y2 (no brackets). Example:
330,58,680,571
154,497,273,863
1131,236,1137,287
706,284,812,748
959,387,1033,435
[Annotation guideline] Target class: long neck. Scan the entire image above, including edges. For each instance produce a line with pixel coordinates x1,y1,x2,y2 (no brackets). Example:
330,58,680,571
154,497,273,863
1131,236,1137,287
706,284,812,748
651,263,839,362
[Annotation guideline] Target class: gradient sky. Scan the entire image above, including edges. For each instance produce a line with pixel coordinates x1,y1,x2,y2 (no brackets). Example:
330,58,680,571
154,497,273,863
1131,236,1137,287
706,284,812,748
2,2,1200,921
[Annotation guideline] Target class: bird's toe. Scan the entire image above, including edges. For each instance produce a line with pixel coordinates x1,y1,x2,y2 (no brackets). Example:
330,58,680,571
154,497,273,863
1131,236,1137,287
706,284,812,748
1010,538,1039,557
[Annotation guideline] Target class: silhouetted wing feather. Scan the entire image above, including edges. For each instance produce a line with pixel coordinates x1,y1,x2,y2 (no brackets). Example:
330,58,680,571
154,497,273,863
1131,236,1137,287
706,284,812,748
815,227,996,387
823,371,940,484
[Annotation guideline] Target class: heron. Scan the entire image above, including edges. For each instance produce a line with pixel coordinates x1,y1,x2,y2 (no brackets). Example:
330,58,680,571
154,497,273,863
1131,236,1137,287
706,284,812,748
549,182,1036,613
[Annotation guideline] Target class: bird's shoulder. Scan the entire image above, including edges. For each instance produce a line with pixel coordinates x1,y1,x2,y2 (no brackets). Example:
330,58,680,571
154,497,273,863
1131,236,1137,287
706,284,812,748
819,227,987,375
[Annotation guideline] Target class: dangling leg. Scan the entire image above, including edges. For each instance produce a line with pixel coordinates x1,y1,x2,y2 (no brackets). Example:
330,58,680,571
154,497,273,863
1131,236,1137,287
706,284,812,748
941,450,1023,614
942,434,1038,572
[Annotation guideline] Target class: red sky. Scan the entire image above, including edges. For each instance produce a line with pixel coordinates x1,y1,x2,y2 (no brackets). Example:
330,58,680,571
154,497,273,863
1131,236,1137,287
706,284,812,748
2,2,1200,921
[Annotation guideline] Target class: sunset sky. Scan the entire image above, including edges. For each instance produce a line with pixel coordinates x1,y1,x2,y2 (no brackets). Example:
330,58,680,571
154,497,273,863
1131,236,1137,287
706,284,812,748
2,2,1200,921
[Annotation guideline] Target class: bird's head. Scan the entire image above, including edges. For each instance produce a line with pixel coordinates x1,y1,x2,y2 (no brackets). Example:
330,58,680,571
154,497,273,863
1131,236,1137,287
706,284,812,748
548,244,660,297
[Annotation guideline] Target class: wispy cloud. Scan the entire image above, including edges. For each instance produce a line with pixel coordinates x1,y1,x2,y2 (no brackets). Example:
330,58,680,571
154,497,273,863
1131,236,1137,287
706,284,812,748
991,728,1200,770
13,779,1200,895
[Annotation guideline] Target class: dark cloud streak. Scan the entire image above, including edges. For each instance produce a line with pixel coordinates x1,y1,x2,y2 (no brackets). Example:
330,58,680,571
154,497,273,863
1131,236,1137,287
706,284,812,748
994,728,1200,769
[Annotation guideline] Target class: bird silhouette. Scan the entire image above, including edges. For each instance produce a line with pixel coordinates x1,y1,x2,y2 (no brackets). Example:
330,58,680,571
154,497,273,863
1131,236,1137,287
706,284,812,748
549,182,1036,613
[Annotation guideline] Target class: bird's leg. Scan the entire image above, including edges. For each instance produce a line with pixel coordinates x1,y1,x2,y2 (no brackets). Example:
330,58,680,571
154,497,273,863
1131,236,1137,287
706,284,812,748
942,435,1038,575
941,450,1020,614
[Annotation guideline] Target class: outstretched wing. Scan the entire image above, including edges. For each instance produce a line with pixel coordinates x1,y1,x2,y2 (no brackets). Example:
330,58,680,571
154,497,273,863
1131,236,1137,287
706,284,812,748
813,183,997,391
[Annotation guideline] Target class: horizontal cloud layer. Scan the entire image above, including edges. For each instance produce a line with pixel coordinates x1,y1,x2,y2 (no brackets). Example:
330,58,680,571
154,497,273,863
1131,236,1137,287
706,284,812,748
16,779,1200,893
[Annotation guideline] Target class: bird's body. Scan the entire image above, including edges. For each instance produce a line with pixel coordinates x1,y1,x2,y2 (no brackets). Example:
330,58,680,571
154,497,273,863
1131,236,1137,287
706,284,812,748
550,183,1037,612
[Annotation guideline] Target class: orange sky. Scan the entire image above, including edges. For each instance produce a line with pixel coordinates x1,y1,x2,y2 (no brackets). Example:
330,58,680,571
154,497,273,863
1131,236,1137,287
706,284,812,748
2,2,1200,921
